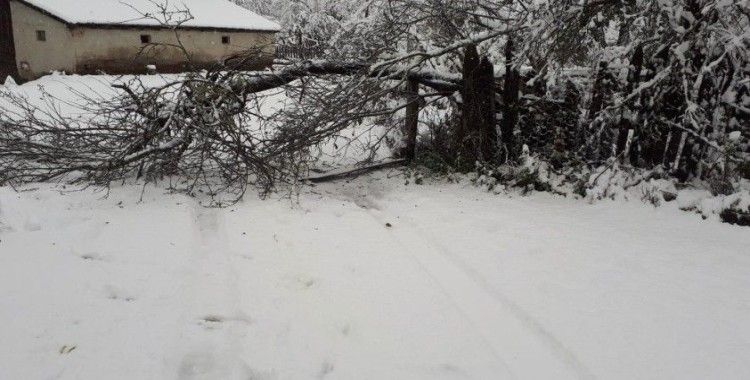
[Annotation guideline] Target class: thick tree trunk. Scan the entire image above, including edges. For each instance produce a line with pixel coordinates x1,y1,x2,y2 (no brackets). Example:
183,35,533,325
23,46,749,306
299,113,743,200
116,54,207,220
588,61,616,161
500,38,519,161
454,44,480,168
231,60,461,96
401,79,419,161
455,44,497,168
589,61,610,120
478,57,497,161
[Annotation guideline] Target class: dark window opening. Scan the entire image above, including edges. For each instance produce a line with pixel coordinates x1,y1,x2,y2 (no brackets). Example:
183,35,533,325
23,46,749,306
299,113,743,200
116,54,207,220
221,36,230,44
36,30,46,42
140,34,151,44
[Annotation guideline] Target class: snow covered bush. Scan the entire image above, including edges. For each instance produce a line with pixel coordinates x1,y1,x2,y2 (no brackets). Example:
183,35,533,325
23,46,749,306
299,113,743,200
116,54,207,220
720,204,750,227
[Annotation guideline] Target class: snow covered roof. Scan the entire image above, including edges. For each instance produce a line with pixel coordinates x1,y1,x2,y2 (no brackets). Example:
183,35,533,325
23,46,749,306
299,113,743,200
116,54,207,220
17,0,281,32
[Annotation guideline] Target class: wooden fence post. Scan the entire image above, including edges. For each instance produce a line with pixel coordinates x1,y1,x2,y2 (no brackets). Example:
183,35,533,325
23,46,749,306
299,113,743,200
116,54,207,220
402,79,419,161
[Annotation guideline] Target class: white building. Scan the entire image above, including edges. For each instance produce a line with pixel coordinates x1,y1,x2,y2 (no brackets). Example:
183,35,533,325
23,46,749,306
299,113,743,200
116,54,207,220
0,0,281,81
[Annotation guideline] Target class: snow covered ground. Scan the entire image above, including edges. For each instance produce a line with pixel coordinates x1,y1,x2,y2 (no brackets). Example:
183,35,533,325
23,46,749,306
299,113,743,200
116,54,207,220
2,75,750,379
1,174,749,379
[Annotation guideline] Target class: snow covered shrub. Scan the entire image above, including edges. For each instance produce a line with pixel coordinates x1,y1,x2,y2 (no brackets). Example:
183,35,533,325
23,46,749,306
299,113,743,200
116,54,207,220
412,107,459,175
470,164,502,193
469,146,560,195
708,175,737,197
720,206,750,227
585,164,633,201
583,163,672,202
522,0,750,185
517,75,584,169
705,190,750,226
640,186,663,207
511,167,554,194
414,149,456,176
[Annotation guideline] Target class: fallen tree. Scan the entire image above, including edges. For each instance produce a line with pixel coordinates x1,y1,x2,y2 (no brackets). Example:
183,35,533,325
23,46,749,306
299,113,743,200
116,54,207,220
0,1,529,200
1,0,747,204
0,46,504,201
224,59,463,95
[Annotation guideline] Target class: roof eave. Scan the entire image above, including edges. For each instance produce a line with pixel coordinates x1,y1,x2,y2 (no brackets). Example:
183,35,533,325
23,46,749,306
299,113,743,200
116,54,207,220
72,23,280,34
14,0,69,24
13,0,281,34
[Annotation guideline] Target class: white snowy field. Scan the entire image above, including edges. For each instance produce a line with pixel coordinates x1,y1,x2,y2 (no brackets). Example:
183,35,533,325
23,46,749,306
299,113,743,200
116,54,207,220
2,74,750,379
1,174,749,380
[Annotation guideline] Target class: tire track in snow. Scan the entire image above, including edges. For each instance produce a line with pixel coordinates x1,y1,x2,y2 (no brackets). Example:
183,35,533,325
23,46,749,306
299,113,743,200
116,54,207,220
362,203,596,380
174,203,253,380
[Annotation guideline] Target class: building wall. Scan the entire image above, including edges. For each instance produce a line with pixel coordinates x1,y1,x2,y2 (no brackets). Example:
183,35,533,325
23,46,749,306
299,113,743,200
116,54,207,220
10,1,276,80
10,0,76,80
71,27,276,74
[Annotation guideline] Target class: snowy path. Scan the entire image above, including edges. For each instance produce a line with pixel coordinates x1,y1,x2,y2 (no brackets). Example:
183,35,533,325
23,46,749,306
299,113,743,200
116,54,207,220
1,176,749,379
362,205,594,379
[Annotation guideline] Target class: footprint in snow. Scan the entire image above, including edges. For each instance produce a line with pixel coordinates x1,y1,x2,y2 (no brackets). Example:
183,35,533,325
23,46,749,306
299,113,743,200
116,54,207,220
318,361,334,379
177,351,217,379
340,324,351,336
104,285,135,302
23,221,42,232
79,252,106,261
198,315,224,329
284,274,317,290
198,314,253,329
